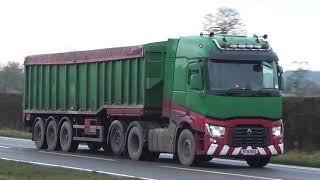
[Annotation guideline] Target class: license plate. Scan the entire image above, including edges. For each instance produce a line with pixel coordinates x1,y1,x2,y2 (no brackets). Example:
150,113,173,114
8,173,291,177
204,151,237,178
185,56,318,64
240,149,258,155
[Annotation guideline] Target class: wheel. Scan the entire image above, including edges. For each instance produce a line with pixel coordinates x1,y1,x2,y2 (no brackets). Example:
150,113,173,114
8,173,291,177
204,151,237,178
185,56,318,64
87,142,102,152
109,120,125,155
46,119,60,151
33,119,47,149
127,126,145,160
246,156,271,168
59,120,78,152
177,129,195,166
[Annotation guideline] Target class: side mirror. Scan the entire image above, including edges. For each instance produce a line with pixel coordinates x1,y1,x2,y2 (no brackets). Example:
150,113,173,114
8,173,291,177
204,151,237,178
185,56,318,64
190,73,203,90
278,65,284,90
278,66,284,74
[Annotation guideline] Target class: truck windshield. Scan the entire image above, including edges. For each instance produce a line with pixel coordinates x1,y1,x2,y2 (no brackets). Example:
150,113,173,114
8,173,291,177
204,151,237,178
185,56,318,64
207,60,279,92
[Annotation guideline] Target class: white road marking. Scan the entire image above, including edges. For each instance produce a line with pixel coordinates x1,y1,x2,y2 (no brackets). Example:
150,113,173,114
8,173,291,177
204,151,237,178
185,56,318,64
0,157,157,180
0,136,32,142
160,165,282,180
39,151,116,162
212,158,320,172
0,145,11,149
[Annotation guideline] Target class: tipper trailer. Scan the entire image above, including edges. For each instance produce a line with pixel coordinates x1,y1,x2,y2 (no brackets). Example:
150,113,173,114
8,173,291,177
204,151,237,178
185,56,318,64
23,34,284,167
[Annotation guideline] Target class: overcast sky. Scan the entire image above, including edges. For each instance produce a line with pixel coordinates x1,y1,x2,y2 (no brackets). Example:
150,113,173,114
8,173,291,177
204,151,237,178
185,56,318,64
0,0,319,70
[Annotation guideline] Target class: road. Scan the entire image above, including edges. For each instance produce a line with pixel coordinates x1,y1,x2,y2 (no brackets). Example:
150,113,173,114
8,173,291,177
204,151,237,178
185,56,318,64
0,136,319,180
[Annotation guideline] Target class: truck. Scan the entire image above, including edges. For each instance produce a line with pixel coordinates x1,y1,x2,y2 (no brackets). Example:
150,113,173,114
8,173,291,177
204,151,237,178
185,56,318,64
23,34,284,167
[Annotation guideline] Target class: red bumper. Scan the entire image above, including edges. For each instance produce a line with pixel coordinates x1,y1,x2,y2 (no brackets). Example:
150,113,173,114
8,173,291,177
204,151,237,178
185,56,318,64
193,115,284,156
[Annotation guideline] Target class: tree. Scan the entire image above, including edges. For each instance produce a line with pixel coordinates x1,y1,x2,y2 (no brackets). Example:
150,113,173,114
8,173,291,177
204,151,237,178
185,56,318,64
203,7,247,35
0,61,24,93
284,61,320,96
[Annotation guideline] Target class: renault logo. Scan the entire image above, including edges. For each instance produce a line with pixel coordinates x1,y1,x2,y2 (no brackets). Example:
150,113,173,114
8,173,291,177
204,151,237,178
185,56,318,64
247,128,253,135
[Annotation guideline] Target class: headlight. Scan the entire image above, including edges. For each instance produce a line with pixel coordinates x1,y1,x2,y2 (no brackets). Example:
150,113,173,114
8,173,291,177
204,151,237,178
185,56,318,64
205,123,225,138
272,126,282,137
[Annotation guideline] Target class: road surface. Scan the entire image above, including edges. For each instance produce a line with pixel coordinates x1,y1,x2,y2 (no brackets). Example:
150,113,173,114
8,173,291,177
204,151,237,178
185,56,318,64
0,136,319,180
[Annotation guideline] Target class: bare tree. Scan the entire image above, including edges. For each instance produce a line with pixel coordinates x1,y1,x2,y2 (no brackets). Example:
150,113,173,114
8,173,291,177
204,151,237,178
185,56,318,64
203,7,247,35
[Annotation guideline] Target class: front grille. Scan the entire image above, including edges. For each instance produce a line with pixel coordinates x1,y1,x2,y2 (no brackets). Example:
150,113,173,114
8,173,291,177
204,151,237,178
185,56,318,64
230,127,269,147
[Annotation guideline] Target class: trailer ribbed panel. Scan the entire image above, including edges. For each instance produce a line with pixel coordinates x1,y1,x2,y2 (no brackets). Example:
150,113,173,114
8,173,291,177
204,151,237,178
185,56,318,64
24,43,167,114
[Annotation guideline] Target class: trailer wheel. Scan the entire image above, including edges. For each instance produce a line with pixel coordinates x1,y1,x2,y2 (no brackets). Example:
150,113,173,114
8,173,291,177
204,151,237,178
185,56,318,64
177,129,195,166
87,142,102,152
246,156,271,168
109,120,125,155
46,120,60,151
59,120,78,152
33,119,47,149
127,126,145,160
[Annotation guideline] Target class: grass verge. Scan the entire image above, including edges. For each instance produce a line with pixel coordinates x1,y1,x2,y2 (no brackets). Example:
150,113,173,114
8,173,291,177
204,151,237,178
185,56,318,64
272,151,320,168
0,160,123,180
0,129,31,139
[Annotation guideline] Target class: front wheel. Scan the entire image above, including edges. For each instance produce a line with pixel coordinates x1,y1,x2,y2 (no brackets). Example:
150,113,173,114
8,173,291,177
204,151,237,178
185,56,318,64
245,156,271,168
127,126,143,160
177,129,195,166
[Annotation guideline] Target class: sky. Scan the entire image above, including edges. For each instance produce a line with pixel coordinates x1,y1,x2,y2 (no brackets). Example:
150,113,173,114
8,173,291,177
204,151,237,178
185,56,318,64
0,0,319,70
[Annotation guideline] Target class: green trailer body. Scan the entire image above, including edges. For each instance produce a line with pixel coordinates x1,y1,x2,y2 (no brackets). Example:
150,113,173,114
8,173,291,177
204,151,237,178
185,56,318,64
24,42,167,115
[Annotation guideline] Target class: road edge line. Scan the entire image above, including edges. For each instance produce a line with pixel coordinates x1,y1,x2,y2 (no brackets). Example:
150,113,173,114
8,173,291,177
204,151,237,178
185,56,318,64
160,165,282,180
39,151,116,162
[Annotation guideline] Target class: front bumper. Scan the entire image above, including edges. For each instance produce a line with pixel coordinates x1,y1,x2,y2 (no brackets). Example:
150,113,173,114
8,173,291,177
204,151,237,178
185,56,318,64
202,118,284,156
206,143,284,156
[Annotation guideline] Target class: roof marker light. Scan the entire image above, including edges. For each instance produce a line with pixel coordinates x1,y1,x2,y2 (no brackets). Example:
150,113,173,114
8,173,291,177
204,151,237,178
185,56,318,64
246,44,254,49
230,44,238,48
254,44,262,49
238,44,246,48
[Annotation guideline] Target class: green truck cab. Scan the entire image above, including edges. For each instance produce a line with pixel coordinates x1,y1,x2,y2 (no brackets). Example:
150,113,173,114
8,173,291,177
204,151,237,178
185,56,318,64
24,34,284,167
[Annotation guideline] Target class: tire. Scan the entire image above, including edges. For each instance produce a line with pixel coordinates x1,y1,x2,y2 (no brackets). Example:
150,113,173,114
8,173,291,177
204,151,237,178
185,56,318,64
246,156,271,168
109,120,125,155
33,119,47,149
177,129,196,166
87,142,102,152
127,126,145,161
59,120,78,152
46,120,60,151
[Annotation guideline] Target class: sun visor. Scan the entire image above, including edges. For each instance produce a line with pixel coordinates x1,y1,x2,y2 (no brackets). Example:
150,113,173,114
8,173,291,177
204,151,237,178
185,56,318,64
209,50,279,62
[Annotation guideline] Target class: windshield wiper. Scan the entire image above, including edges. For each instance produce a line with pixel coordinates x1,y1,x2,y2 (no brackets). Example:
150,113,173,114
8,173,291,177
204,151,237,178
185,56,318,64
253,88,280,96
219,88,250,96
